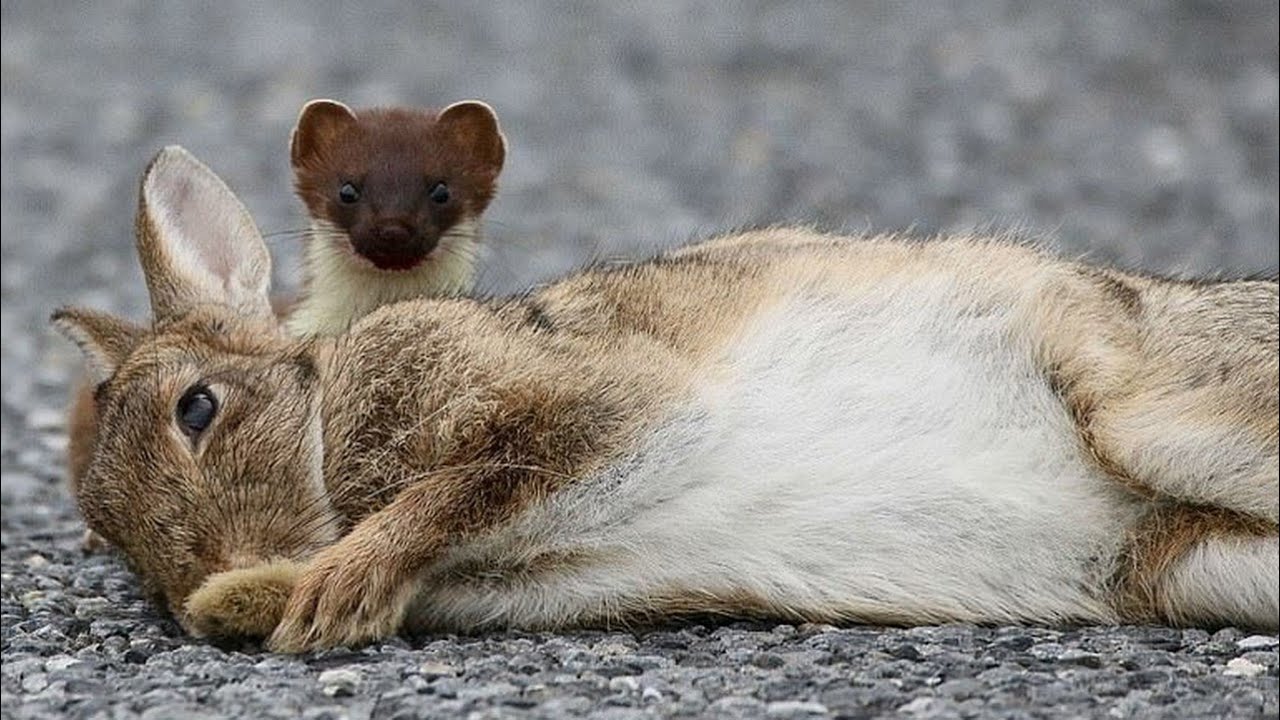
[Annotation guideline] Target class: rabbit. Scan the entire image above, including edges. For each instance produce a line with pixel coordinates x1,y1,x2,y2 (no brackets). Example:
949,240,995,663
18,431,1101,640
53,146,1278,653
64,99,507,551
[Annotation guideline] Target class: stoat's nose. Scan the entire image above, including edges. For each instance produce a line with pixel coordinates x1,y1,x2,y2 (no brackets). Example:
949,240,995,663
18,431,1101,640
371,221,413,250
353,220,433,270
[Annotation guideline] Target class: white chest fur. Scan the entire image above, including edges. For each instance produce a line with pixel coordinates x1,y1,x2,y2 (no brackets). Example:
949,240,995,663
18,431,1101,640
408,274,1143,631
286,219,481,336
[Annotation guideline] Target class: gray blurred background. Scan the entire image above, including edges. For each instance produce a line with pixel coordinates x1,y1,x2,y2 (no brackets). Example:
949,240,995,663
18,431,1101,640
2,3,1277,718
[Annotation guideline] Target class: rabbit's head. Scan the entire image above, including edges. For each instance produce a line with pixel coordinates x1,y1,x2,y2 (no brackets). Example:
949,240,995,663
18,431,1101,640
53,147,338,626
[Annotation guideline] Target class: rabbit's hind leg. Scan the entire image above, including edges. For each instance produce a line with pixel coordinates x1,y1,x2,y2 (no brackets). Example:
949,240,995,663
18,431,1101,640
1084,390,1278,525
1038,272,1277,524
1113,502,1277,631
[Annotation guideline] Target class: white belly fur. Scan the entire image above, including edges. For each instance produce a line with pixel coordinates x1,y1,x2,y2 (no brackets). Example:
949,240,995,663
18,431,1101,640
407,278,1144,630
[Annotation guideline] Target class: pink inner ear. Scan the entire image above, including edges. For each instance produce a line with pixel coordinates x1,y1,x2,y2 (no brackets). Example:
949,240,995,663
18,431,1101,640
162,175,239,290
144,149,270,311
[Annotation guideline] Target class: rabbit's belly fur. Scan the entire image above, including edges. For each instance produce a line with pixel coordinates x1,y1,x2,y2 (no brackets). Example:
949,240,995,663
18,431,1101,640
406,281,1145,631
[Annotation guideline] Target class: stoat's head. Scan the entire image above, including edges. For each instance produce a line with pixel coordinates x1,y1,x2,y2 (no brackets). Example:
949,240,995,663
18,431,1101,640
290,99,505,273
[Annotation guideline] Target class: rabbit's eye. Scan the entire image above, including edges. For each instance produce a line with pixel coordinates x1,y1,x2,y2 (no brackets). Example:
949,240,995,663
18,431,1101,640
176,385,218,438
428,182,450,204
338,182,361,204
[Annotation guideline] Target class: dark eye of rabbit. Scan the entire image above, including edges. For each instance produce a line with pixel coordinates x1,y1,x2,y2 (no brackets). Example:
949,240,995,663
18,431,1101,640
428,182,450,204
338,182,361,204
176,385,218,437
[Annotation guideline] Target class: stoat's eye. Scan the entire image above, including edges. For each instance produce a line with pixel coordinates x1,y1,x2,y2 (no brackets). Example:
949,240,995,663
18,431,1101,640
176,385,218,438
338,182,361,204
428,182,450,205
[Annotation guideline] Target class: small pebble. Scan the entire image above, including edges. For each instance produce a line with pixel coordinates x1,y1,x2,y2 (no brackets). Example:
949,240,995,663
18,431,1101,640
1029,642,1065,660
317,667,361,697
608,676,640,693
1236,635,1279,651
1059,649,1104,668
1223,658,1266,678
21,673,50,693
74,598,112,619
45,656,80,672
899,697,940,714
417,661,456,678
711,696,766,712
766,700,830,716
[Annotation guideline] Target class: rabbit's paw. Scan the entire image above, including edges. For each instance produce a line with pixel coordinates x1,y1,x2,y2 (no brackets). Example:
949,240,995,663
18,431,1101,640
267,537,415,653
184,560,302,641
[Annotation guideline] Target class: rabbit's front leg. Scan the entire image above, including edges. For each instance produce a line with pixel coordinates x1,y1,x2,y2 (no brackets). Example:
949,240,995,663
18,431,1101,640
268,482,448,652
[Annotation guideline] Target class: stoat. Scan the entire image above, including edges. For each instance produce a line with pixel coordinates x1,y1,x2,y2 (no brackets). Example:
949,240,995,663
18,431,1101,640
285,99,506,335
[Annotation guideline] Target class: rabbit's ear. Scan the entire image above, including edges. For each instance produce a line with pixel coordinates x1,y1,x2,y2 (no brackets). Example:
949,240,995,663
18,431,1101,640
51,307,145,384
135,146,273,323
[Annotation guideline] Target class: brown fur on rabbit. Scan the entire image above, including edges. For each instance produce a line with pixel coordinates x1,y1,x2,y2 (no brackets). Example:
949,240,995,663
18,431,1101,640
55,147,1277,652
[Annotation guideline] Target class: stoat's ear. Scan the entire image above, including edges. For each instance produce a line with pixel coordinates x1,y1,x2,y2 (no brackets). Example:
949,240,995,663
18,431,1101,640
290,99,359,168
438,100,506,174
135,146,273,323
51,307,145,384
